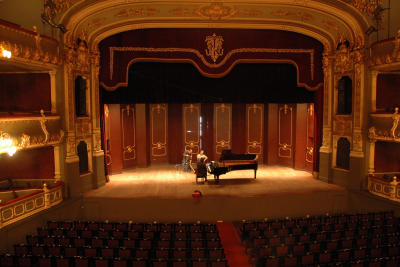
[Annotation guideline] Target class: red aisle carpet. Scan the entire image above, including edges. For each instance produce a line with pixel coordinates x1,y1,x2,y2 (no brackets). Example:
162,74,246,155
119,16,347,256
216,222,252,267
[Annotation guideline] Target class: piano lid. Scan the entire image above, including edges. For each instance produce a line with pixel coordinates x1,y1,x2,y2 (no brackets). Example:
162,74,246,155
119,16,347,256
219,150,257,161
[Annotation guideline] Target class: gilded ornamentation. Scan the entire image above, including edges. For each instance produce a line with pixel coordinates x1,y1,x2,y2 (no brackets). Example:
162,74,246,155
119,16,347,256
322,20,339,31
40,110,49,144
368,175,400,203
368,126,377,142
42,0,72,32
205,33,224,63
84,18,106,32
352,131,363,152
346,0,384,22
335,42,351,73
0,25,59,66
76,40,90,73
194,3,237,20
115,8,159,17
271,10,313,21
238,9,262,17
20,134,31,148
391,107,400,138
169,8,192,16
321,128,332,150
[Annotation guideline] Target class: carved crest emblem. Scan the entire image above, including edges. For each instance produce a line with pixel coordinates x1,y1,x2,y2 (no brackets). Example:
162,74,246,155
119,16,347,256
205,33,224,63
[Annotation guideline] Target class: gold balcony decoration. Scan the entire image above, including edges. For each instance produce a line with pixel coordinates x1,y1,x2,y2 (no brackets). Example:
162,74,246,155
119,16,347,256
0,131,18,156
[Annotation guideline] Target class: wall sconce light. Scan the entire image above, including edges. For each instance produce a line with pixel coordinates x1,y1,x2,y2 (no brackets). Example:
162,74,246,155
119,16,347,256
0,132,18,156
0,43,12,59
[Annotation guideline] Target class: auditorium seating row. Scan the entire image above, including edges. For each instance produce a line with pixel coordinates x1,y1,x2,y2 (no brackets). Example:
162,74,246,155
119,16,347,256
14,245,225,259
34,228,220,240
247,232,400,250
244,223,399,240
239,211,400,267
241,211,395,234
0,254,228,267
25,236,222,249
256,254,400,267
46,221,218,232
1,221,228,267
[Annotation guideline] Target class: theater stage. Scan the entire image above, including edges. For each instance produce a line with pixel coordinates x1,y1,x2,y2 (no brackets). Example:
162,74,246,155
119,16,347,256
82,165,348,222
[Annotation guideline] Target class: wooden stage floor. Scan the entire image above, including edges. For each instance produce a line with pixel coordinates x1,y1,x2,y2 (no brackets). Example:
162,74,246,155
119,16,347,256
85,164,344,199
82,165,348,222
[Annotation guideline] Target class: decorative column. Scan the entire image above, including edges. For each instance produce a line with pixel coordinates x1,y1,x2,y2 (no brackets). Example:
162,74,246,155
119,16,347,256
370,70,379,113
53,145,61,180
350,51,365,158
63,33,80,197
49,70,57,114
90,47,103,156
90,47,106,188
320,53,333,154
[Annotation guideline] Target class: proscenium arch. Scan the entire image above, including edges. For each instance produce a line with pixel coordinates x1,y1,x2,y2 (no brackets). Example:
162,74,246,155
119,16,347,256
60,0,370,53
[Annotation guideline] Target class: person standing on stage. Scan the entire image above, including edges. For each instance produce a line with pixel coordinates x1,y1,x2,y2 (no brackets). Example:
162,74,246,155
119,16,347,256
197,150,208,163
182,148,193,172
196,150,208,182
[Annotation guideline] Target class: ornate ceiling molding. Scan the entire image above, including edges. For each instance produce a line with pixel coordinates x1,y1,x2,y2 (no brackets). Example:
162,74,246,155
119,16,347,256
58,1,369,54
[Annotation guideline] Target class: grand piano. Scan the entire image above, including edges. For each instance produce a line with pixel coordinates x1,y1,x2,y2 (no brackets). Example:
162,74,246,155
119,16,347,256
208,150,258,183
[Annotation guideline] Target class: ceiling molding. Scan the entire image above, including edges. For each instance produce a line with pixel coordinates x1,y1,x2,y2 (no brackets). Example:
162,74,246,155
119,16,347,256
60,1,370,53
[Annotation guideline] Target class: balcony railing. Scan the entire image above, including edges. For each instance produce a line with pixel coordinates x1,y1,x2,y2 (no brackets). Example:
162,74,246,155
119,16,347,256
0,181,63,228
368,174,400,202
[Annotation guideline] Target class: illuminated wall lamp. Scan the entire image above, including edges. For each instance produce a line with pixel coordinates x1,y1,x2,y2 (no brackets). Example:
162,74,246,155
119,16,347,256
0,132,18,156
0,45,12,58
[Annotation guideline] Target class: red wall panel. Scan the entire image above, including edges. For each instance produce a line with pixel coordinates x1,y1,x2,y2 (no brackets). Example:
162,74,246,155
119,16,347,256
232,104,246,154
376,74,400,111
277,104,296,167
214,103,232,160
0,147,54,179
150,104,168,163
375,141,400,172
0,73,51,112
121,104,136,169
183,104,201,155
246,104,264,161
107,104,122,174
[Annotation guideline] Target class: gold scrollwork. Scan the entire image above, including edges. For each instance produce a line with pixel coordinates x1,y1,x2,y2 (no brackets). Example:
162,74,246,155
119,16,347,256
194,2,237,20
205,33,224,63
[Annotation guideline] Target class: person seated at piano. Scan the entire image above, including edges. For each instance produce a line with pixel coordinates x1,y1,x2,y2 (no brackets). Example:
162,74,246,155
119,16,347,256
182,148,193,172
196,157,208,182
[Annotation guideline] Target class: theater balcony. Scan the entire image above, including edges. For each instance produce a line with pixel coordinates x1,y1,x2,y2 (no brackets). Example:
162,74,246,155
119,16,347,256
0,19,64,228
367,33,400,203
